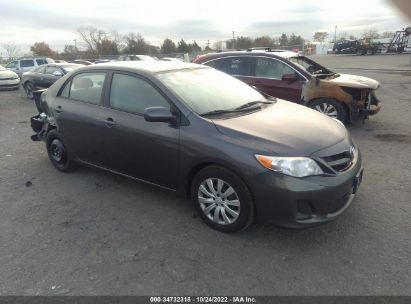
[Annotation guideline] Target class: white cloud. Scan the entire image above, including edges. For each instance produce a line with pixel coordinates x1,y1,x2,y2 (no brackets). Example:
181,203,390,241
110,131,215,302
0,0,407,53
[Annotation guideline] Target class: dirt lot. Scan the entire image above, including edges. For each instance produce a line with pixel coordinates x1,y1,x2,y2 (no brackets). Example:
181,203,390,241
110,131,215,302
0,54,410,296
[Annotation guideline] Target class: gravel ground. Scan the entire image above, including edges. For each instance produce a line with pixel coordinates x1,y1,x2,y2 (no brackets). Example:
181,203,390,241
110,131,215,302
0,55,410,296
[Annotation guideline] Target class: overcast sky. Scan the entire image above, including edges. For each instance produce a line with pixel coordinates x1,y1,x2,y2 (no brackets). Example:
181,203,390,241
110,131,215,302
0,0,408,53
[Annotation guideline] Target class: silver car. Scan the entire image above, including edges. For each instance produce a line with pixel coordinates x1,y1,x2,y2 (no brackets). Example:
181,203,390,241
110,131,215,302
5,57,54,78
0,65,20,90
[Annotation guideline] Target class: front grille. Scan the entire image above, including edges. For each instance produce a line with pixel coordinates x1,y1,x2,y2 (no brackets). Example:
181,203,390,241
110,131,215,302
0,77,14,81
321,149,354,172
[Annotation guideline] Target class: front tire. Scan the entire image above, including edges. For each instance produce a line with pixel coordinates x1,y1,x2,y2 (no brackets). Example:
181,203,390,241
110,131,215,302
308,98,347,123
24,82,35,99
191,166,255,233
46,130,75,172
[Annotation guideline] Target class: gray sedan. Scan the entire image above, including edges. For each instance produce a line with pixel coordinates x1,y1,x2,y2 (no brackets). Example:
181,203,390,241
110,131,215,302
30,61,363,232
22,63,83,99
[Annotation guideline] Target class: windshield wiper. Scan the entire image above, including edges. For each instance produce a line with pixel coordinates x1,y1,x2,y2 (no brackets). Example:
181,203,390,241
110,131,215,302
200,109,238,116
234,100,274,110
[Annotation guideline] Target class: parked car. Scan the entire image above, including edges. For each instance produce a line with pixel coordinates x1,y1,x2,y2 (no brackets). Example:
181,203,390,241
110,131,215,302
0,65,20,90
30,61,363,232
69,60,95,65
118,54,157,61
5,57,54,78
193,50,381,123
21,63,83,99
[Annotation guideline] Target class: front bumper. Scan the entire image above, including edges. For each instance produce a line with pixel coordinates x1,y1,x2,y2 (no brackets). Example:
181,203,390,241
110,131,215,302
249,151,363,228
0,79,20,90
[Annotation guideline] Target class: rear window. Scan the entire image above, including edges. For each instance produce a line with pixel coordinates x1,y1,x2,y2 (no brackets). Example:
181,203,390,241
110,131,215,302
36,59,46,65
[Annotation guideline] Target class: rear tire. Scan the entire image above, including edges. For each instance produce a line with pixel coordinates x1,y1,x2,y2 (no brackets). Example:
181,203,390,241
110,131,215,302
308,98,347,123
46,130,75,172
191,166,255,233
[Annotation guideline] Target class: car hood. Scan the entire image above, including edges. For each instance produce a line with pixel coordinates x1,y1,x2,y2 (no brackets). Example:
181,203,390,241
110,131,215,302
0,70,18,79
327,73,380,89
211,100,348,156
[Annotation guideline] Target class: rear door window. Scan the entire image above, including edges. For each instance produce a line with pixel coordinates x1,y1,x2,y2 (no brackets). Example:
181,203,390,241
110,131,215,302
109,73,169,114
217,57,251,76
36,59,46,65
61,72,106,104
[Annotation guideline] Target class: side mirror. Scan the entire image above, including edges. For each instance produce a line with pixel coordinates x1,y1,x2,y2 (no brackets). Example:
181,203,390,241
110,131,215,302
144,106,177,123
281,73,298,82
52,70,63,76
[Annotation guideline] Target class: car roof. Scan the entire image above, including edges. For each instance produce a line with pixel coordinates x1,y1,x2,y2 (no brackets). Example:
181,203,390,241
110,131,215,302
82,61,206,73
202,50,300,60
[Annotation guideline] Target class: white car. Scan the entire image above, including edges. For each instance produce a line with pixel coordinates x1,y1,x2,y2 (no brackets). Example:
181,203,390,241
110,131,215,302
0,65,20,90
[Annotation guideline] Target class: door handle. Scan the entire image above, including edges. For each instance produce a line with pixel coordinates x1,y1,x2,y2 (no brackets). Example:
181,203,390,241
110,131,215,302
55,106,63,113
103,117,116,127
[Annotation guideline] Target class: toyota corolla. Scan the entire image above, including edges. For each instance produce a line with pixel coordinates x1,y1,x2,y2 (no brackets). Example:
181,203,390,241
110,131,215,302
31,61,363,232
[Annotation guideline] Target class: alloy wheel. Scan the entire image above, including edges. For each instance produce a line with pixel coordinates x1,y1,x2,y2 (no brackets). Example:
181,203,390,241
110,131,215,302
198,178,240,225
315,103,338,118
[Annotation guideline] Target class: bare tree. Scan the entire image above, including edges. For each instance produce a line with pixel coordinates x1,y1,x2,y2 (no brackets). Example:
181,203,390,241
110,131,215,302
76,26,107,55
1,41,20,59
362,28,380,40
312,32,329,44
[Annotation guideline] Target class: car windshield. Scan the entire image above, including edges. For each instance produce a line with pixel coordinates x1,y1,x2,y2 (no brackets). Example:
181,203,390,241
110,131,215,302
60,64,83,72
289,56,337,78
157,68,267,115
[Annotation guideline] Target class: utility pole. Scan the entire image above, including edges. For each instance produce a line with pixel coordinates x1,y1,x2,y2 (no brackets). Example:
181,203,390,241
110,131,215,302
334,25,337,42
232,31,235,49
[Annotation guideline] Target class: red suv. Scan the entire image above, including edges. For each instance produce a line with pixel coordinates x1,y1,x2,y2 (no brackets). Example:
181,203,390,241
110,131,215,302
193,49,381,123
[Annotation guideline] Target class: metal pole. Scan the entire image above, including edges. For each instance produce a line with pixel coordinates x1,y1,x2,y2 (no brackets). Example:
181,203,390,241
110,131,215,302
334,26,337,42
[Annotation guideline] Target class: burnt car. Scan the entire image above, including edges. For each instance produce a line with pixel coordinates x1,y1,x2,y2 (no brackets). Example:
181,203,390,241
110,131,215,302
193,50,381,123
21,63,83,99
31,61,363,232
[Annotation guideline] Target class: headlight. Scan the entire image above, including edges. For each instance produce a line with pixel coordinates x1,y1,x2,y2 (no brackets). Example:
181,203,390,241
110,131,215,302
255,155,323,178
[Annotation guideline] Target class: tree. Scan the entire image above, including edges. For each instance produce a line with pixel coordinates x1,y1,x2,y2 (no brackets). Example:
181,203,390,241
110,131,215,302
289,34,304,46
254,36,273,47
123,33,150,54
1,41,20,59
30,41,57,57
188,41,202,52
227,36,253,49
362,28,380,40
312,32,329,44
161,38,176,54
380,31,395,39
177,39,189,53
76,26,107,55
213,41,224,50
279,33,289,46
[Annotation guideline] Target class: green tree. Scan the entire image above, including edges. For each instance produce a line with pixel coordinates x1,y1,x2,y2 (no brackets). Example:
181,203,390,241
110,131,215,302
288,34,304,46
177,39,189,53
253,36,273,47
161,38,177,54
279,33,289,46
188,41,202,52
